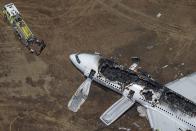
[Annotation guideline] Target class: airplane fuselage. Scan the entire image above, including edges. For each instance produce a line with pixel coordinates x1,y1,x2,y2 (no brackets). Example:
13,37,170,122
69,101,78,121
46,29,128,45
69,53,196,130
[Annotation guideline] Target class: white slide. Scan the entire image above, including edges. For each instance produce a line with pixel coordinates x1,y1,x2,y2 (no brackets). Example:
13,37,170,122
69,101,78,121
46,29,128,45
100,96,135,125
68,78,92,112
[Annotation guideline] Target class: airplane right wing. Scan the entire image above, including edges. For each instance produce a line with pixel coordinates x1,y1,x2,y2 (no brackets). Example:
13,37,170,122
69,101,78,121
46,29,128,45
146,108,193,131
100,96,135,125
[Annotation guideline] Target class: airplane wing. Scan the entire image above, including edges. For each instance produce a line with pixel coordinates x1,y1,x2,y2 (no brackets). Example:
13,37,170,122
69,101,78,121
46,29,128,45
165,72,196,104
146,108,190,131
100,96,135,125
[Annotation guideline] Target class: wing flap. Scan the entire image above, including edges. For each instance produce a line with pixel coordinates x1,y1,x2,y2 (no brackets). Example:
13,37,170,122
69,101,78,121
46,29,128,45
100,96,135,125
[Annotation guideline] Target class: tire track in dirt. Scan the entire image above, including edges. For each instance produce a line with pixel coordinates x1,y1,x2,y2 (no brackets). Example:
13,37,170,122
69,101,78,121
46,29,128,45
66,0,101,27
0,28,7,43
132,0,196,8
165,0,196,7
172,39,195,60
96,0,195,40
17,0,99,28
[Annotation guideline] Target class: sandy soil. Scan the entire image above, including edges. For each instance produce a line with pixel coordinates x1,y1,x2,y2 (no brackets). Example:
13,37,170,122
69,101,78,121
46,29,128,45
0,0,196,130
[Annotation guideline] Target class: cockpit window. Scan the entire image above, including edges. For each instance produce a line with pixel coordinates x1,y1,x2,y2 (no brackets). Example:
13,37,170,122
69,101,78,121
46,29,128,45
75,54,81,64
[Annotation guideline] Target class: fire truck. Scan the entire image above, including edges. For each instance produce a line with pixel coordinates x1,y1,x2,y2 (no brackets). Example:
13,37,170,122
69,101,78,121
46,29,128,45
2,3,46,55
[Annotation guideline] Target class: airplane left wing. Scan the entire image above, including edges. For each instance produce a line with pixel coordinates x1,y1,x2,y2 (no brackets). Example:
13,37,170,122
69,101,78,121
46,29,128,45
100,96,135,125
165,72,196,104
146,108,192,131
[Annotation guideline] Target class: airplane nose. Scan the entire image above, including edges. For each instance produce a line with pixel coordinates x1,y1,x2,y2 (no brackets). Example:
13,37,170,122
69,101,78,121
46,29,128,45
69,53,101,75
69,53,83,71
69,54,76,62
69,53,78,67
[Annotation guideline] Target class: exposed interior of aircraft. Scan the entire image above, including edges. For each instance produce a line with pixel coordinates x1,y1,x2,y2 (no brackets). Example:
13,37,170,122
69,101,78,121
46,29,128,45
99,58,138,86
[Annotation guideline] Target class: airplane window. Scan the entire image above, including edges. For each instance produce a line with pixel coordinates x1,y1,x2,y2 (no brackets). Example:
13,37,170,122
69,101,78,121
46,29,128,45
75,54,80,64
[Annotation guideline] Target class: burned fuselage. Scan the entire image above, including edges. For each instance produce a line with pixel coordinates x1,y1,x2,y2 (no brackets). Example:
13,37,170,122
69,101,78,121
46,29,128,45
160,88,196,117
99,58,138,86
98,58,196,117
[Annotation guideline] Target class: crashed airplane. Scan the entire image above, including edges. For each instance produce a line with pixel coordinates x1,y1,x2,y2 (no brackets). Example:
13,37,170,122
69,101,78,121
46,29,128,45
68,53,196,131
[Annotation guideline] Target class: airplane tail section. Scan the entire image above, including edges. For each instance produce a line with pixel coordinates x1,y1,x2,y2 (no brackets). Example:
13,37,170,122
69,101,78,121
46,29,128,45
100,96,135,125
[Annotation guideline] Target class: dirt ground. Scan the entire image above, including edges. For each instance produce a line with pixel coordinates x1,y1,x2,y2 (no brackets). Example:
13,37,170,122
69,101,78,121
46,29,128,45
0,0,196,131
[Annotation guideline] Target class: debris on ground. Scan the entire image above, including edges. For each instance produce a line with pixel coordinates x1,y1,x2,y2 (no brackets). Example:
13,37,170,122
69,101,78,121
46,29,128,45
156,13,162,18
181,63,185,66
146,45,154,50
162,65,168,69
169,48,173,51
137,106,147,117
118,127,131,131
132,122,142,130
